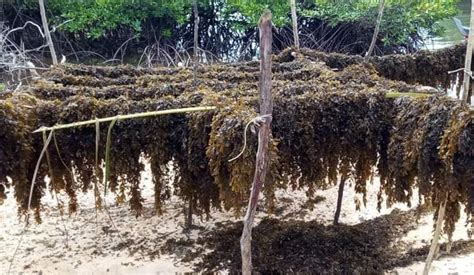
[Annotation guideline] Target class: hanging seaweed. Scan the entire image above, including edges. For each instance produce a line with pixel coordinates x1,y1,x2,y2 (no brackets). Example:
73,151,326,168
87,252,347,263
279,43,467,89
0,47,473,236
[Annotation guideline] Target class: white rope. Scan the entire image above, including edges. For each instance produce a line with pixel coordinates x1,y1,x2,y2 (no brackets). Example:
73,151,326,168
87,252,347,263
228,114,272,162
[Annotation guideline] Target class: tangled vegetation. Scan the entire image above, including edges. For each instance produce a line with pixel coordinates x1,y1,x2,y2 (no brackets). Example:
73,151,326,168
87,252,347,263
0,45,472,238
3,0,458,59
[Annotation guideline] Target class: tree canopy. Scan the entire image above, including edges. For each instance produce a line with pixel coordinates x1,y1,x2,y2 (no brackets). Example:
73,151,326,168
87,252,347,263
2,0,460,58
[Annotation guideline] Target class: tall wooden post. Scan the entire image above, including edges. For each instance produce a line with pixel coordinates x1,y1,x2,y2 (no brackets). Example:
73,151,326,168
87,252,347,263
240,10,273,275
193,0,199,84
462,0,474,103
365,0,385,57
38,0,58,65
290,0,299,50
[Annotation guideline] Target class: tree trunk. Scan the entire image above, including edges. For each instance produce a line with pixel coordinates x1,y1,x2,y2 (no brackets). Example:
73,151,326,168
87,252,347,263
333,176,346,225
462,0,474,103
38,0,57,65
423,199,447,275
365,0,385,57
193,0,199,84
240,10,273,275
290,0,299,50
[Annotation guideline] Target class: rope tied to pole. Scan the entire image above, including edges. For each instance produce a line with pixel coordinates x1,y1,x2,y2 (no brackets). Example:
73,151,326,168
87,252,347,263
228,114,272,162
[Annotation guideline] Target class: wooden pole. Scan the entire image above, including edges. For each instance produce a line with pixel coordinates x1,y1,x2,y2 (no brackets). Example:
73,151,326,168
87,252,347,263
186,0,200,228
240,10,273,275
38,0,58,65
365,0,385,57
462,0,474,103
423,199,447,275
193,0,199,84
290,0,299,50
333,176,346,225
471,179,474,235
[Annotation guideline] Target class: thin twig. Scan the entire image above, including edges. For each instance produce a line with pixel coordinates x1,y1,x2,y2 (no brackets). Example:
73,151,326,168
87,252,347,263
102,117,124,242
42,132,69,248
8,130,53,274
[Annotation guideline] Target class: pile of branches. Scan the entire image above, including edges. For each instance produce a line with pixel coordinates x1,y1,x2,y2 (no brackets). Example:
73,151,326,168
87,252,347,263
0,46,473,237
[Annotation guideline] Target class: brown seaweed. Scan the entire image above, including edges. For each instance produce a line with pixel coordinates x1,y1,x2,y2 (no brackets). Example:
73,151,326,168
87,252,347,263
0,51,472,236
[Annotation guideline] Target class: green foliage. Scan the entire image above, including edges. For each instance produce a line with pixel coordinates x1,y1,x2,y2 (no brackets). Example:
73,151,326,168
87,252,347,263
302,0,458,45
56,0,192,39
0,83,5,92
21,0,193,39
224,0,290,28
11,0,459,52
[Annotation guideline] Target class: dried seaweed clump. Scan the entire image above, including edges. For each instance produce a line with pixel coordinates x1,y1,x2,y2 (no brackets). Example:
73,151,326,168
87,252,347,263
0,94,42,221
274,88,392,206
382,95,473,236
206,99,280,212
279,43,466,88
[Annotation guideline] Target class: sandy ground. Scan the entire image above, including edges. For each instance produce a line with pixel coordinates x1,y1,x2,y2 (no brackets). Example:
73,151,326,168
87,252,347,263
1,162,473,274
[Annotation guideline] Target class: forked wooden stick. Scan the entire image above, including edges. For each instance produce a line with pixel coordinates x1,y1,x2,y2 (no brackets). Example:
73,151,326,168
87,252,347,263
240,10,273,275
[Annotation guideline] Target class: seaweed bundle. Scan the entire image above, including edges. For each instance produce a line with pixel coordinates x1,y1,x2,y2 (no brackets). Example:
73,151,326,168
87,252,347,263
0,51,473,236
279,43,466,89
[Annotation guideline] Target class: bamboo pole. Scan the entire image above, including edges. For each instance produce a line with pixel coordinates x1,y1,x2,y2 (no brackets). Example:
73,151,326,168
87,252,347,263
365,0,385,57
384,92,432,98
38,0,58,65
32,106,216,133
240,10,273,275
290,0,299,50
462,1,474,103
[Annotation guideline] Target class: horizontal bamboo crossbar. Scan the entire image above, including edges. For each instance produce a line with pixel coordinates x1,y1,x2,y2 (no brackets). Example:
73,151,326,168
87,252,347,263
385,92,432,98
31,92,473,134
33,106,217,133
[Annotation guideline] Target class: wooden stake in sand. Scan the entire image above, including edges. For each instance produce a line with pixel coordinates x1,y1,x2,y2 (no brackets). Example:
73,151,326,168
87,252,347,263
423,198,447,275
240,10,273,275
333,175,346,225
